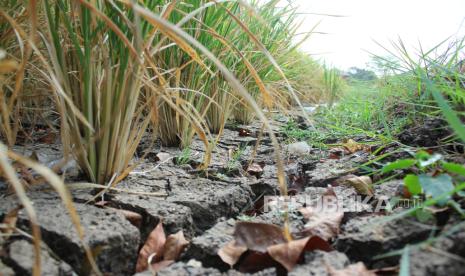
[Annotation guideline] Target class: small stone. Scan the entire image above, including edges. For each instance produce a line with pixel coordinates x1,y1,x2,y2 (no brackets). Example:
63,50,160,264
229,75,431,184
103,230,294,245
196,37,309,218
287,141,311,156
156,152,172,162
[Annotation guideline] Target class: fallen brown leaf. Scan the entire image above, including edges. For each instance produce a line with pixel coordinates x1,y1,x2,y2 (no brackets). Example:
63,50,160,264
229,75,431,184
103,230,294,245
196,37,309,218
237,251,283,274
247,163,263,177
136,223,166,272
218,221,334,273
218,241,248,267
163,231,189,261
233,222,287,253
118,209,142,228
300,187,344,240
288,174,305,194
342,139,365,154
329,147,346,159
238,129,251,137
345,175,373,196
329,262,376,276
1,205,22,237
267,236,332,271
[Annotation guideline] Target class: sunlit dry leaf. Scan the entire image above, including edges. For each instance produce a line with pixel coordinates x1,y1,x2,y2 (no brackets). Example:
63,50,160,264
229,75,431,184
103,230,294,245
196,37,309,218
234,222,287,253
342,139,364,154
329,262,376,276
218,240,248,267
345,175,373,196
136,223,166,272
300,187,344,240
163,231,189,261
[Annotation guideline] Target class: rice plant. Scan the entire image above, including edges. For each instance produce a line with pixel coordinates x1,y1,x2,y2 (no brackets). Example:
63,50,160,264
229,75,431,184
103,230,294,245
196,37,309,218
232,0,305,124
0,1,326,274
151,0,309,147
323,64,343,107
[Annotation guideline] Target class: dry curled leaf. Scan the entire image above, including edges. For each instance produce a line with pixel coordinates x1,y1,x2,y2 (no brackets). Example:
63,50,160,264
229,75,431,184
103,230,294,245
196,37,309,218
118,209,143,228
299,187,343,240
329,262,376,276
237,251,281,274
218,241,248,267
267,236,331,271
345,175,373,196
163,231,189,261
136,223,166,272
342,139,367,154
233,222,287,253
218,221,333,273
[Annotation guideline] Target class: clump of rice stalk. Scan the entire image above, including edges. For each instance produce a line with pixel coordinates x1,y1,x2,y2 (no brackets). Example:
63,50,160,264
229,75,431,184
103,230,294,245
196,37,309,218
41,0,158,184
271,50,327,105
153,0,308,146
0,3,35,147
151,1,245,146
232,0,305,124
323,64,343,106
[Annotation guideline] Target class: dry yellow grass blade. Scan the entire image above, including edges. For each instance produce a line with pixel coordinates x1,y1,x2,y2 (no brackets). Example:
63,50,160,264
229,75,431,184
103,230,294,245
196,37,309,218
120,0,213,75
0,144,41,276
0,59,19,73
0,10,93,132
202,29,273,108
